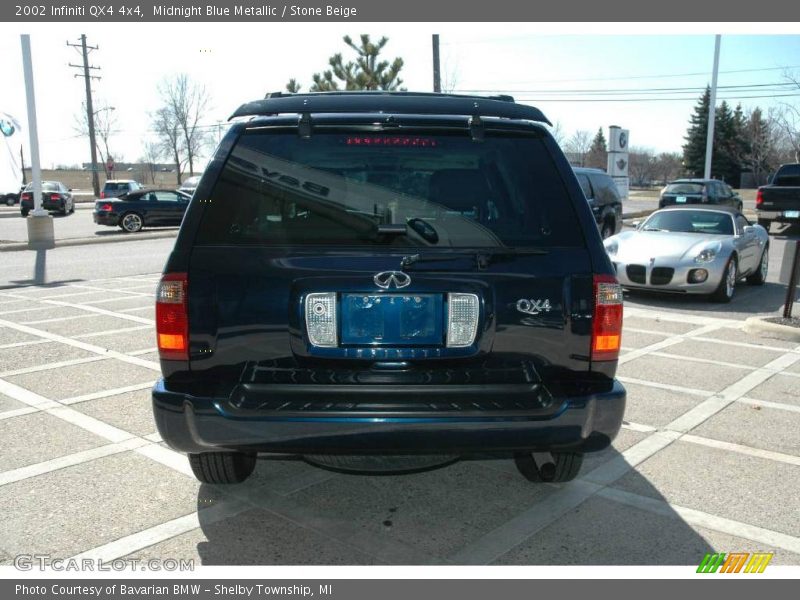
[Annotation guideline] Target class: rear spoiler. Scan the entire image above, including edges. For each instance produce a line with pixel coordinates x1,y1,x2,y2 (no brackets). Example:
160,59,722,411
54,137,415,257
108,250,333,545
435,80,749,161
229,91,551,125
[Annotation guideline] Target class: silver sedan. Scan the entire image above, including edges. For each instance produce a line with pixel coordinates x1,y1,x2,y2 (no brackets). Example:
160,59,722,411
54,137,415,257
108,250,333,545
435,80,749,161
603,207,769,302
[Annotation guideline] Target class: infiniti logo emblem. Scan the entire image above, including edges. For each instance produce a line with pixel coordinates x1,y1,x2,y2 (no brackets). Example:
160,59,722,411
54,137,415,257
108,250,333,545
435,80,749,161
373,271,411,290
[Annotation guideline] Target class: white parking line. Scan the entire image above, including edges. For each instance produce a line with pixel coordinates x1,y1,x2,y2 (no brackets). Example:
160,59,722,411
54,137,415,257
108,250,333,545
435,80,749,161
21,313,96,325
0,339,49,350
61,381,156,405
645,351,757,372
40,300,154,325
0,406,38,421
621,421,658,434
617,323,723,365
737,397,800,414
598,487,800,555
0,318,160,373
0,355,109,378
680,434,800,467
0,438,149,487
75,325,152,339
624,306,741,327
667,348,800,433
616,376,715,397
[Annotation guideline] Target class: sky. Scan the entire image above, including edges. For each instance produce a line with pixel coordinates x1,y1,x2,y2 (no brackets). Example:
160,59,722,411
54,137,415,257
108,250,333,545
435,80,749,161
1,23,799,171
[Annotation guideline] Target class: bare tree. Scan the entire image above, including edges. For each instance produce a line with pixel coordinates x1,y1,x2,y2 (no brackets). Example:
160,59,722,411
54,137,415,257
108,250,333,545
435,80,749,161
440,53,459,94
772,71,800,162
653,152,683,186
548,121,565,148
628,147,657,187
74,102,118,179
152,106,185,185
156,74,212,179
138,141,162,185
564,130,592,167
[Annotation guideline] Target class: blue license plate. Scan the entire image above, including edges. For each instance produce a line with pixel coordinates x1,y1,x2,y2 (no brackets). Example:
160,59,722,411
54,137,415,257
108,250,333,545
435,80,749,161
340,294,443,346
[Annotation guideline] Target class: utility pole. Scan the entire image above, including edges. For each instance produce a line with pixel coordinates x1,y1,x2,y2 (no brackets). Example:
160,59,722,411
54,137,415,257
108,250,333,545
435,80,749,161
67,35,101,197
704,35,721,180
20,146,26,185
432,34,441,93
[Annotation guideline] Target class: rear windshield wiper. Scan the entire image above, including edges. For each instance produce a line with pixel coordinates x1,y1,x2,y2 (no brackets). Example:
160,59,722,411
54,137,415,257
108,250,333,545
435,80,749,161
401,247,548,270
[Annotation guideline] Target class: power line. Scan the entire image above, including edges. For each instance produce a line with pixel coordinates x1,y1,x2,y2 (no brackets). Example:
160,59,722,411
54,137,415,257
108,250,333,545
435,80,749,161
513,92,800,103
454,81,798,95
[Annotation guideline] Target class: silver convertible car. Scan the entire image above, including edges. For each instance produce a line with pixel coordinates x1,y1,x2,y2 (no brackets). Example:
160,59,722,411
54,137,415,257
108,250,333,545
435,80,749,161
603,206,769,302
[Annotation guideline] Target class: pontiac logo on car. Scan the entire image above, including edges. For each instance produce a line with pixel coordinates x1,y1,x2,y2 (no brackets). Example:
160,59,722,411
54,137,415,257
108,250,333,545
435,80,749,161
373,271,411,290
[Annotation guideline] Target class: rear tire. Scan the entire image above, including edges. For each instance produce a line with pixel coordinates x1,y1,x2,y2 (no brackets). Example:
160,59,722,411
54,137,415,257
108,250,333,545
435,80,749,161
600,219,615,240
120,212,144,233
710,256,737,303
746,246,769,285
514,452,584,483
5,195,14,206
21,208,29,217
188,452,256,484
757,219,771,233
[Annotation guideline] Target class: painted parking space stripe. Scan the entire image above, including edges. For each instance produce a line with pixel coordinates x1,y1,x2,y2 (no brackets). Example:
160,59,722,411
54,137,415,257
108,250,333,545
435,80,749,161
0,318,160,372
61,381,156,405
680,434,800,467
0,438,149,487
40,299,154,325
0,355,109,378
737,396,800,414
598,486,800,555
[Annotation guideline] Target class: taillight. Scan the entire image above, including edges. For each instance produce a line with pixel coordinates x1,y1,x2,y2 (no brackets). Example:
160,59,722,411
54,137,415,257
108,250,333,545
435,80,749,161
21,192,31,200
156,273,188,360
100,192,106,198
99,203,113,211
50,193,60,200
756,189,764,208
592,274,623,361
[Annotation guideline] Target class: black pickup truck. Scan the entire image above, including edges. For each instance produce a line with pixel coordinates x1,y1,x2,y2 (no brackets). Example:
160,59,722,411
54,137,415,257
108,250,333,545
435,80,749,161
152,92,626,485
756,163,800,233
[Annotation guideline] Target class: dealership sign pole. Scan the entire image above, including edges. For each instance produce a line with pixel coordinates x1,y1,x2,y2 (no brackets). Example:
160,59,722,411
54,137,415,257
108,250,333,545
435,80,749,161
703,34,721,180
21,34,54,247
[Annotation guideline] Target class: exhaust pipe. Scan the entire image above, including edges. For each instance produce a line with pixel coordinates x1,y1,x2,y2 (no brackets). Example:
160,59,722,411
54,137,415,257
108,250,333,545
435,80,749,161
531,452,556,481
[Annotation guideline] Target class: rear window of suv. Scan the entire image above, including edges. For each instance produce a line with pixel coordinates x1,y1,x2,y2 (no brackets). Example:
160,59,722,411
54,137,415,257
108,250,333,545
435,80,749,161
195,129,583,248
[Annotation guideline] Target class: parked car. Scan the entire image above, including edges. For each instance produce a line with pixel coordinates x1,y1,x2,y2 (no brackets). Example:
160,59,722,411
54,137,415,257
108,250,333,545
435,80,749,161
20,181,74,216
151,91,626,485
573,167,623,239
756,163,800,233
178,175,201,197
93,189,190,232
100,179,142,199
659,179,742,211
604,206,768,302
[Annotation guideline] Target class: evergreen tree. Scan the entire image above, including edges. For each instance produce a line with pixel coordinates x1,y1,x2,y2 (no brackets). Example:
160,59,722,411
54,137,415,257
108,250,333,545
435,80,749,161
586,127,608,169
287,35,405,93
683,87,711,177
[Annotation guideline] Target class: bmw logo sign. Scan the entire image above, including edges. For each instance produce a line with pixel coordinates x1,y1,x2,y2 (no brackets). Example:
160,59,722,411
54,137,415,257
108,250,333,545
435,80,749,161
0,119,15,137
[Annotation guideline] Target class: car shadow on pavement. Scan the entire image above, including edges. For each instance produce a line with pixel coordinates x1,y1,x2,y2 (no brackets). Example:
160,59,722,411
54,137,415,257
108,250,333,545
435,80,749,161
191,448,720,565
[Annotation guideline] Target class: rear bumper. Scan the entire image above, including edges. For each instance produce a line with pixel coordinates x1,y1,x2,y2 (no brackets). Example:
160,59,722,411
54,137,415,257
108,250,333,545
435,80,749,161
152,378,626,455
93,211,119,226
757,210,800,222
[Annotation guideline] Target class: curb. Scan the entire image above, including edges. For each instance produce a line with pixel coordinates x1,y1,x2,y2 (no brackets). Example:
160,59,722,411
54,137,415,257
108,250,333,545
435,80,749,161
743,316,800,343
0,230,178,253
622,210,654,219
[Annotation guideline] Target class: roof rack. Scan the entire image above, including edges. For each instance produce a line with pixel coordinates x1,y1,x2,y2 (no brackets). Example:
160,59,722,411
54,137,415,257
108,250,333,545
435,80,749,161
228,91,551,124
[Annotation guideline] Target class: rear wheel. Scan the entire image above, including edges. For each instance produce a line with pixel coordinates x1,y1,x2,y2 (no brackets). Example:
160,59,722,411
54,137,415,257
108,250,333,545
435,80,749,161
514,452,584,483
600,219,615,240
710,256,737,303
120,212,144,233
20,208,29,217
4,195,14,206
757,219,771,233
188,452,256,484
747,246,769,285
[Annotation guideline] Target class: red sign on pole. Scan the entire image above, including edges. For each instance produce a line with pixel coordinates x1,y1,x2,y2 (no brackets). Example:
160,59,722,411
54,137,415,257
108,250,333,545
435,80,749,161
106,158,114,174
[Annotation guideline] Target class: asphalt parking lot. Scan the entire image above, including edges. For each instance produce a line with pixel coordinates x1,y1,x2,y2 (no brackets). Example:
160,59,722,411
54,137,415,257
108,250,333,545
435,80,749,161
0,260,799,566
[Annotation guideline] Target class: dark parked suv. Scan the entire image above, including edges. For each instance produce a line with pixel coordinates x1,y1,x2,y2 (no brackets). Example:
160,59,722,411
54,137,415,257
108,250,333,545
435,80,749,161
573,167,623,239
153,92,626,485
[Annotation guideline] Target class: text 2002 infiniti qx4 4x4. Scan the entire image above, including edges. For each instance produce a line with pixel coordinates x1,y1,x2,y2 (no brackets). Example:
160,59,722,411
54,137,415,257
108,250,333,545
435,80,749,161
152,92,626,484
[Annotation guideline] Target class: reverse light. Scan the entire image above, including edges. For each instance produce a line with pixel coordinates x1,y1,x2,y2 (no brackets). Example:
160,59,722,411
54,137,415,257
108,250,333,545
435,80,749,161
156,273,188,360
305,293,337,347
592,274,623,361
446,293,479,347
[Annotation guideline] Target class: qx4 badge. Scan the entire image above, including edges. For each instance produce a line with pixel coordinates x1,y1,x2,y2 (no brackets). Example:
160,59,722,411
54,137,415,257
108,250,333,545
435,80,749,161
516,298,552,315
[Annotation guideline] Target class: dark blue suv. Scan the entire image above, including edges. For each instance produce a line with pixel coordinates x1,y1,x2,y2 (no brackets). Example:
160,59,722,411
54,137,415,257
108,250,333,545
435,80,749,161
152,92,626,484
